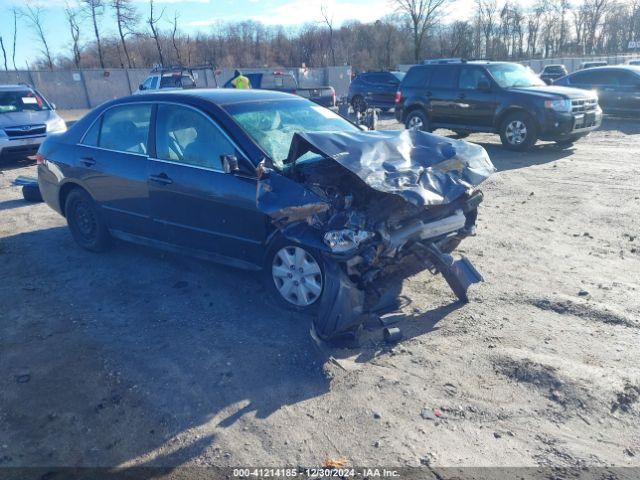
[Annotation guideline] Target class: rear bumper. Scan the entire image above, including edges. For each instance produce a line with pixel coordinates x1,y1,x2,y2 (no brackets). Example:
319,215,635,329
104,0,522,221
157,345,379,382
538,107,602,141
37,164,63,215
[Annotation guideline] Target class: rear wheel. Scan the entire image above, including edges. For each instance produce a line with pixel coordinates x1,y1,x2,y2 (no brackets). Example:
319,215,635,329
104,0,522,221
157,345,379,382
405,109,429,131
65,188,111,252
499,112,538,151
264,239,325,312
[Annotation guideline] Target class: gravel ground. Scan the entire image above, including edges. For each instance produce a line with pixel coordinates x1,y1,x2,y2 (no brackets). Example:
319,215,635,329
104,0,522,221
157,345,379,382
0,115,639,475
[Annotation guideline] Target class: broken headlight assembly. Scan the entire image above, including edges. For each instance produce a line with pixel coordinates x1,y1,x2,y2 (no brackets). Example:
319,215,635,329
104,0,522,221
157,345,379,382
323,229,375,253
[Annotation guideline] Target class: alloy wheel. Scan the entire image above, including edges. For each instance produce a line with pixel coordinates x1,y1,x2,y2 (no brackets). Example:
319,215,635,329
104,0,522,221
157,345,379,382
505,120,527,145
272,246,323,307
407,115,424,129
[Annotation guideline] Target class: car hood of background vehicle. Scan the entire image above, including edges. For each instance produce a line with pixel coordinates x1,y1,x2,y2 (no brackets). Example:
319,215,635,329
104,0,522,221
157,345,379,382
511,85,596,100
0,110,56,128
257,129,495,223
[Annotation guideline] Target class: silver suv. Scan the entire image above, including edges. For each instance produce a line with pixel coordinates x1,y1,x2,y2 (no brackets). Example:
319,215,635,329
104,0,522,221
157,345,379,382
0,84,66,159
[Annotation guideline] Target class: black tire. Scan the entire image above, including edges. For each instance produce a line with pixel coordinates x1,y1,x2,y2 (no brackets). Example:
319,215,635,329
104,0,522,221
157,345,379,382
22,184,43,203
263,236,325,313
65,188,111,252
499,112,538,151
351,95,367,114
405,109,429,131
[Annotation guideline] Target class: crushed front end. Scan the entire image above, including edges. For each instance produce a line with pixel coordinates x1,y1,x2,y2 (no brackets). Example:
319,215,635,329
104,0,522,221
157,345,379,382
257,129,496,341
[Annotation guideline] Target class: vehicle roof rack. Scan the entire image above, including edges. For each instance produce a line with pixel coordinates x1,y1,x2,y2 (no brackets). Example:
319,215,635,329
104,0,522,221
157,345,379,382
423,58,467,65
150,64,217,74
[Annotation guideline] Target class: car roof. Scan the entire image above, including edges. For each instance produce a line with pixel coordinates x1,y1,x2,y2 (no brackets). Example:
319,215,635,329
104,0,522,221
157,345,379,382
573,65,639,72
0,84,34,91
127,88,304,106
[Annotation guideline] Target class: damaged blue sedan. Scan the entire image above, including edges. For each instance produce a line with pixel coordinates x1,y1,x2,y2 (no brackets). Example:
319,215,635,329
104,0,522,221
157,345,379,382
37,89,495,341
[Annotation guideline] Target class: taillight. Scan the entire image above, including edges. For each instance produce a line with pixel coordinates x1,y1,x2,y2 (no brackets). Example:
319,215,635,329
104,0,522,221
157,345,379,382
36,153,46,165
395,91,402,103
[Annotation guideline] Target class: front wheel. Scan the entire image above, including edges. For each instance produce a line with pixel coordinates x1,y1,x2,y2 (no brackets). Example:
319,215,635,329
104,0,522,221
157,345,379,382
499,112,538,151
65,188,111,252
264,239,325,312
405,109,429,131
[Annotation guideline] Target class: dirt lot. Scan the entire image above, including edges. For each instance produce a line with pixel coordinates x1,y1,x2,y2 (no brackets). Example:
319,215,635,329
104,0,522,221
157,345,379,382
1,115,639,476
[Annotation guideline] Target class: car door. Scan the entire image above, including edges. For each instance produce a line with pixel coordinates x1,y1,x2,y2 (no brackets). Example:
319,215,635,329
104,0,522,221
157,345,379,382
148,102,266,267
568,69,617,111
427,66,460,124
614,70,640,112
77,103,153,237
454,66,497,127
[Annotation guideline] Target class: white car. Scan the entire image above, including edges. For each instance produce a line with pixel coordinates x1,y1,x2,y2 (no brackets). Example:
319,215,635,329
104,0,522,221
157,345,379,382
136,68,197,94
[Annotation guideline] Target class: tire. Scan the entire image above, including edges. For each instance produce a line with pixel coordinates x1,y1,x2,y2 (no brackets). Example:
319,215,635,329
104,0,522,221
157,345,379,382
454,131,470,139
264,237,325,313
499,112,538,151
405,109,429,131
22,184,43,202
64,188,111,252
351,95,367,114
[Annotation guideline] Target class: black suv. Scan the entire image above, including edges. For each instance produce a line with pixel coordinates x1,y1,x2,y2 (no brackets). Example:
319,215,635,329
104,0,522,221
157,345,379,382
395,61,602,150
348,71,405,112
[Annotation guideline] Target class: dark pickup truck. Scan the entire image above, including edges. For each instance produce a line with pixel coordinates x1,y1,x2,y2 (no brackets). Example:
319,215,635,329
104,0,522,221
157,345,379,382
223,71,336,108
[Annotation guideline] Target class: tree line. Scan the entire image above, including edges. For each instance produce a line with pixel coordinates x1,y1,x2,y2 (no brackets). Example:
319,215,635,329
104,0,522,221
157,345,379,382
1,0,639,73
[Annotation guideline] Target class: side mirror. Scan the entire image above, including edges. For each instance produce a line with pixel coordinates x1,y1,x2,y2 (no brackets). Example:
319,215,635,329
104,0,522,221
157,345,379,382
138,84,144,91
221,154,240,174
478,79,491,91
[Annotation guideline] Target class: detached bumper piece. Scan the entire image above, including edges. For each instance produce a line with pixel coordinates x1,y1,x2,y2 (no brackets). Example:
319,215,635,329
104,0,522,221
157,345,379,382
12,175,43,203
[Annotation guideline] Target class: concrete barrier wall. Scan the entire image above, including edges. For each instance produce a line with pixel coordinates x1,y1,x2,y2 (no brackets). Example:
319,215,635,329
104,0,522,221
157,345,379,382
0,66,352,110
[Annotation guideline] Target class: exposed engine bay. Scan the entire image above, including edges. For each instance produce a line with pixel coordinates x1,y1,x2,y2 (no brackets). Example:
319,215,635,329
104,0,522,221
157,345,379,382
256,129,496,341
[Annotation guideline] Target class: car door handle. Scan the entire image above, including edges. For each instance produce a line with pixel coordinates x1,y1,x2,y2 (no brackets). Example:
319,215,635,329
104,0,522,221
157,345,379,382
80,157,95,167
149,173,173,185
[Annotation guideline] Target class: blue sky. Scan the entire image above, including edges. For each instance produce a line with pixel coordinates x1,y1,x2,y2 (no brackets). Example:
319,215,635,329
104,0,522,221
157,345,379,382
0,0,475,67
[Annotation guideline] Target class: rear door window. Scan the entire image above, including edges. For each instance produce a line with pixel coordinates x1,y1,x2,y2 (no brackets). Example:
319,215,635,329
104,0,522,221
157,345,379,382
403,67,431,87
98,104,152,154
430,67,457,89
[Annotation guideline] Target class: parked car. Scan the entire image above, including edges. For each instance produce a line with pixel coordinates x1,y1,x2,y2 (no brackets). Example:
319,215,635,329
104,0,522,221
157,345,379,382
395,60,602,150
626,59,640,66
0,84,66,160
37,89,494,340
136,67,198,93
348,71,405,112
579,61,607,70
222,71,336,108
539,64,568,84
553,66,640,114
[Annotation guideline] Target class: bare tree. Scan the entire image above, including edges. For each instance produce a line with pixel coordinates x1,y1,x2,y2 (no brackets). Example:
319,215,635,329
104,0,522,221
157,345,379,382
81,0,106,68
320,4,336,66
393,0,449,62
476,0,498,58
65,4,82,68
20,3,54,70
148,0,165,66
171,12,182,65
0,37,7,71
112,0,138,68
11,8,18,70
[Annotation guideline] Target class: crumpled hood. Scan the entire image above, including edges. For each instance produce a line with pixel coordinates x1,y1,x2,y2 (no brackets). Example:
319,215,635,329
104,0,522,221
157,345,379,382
284,129,496,207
